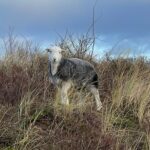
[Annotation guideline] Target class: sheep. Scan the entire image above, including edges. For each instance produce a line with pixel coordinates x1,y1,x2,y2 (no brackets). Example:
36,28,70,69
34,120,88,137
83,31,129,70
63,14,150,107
46,46,102,111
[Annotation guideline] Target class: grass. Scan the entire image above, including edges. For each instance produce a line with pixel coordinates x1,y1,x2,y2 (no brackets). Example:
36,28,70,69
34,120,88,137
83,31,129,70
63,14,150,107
0,41,150,149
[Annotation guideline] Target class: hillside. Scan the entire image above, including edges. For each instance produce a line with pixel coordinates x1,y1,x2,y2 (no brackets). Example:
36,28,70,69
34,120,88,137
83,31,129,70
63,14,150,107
0,38,150,150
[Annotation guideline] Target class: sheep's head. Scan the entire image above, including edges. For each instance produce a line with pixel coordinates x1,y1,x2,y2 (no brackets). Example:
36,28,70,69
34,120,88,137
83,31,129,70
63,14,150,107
46,46,65,63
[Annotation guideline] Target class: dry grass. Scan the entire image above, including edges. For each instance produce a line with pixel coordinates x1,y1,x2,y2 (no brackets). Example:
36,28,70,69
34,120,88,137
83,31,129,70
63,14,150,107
0,36,150,150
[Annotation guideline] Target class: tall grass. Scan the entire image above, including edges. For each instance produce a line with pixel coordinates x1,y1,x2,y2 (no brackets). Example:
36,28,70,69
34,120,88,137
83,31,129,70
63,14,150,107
0,34,150,150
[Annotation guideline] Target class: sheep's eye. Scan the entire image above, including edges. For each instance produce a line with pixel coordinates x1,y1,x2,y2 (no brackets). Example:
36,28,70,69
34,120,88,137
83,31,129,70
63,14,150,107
47,49,52,53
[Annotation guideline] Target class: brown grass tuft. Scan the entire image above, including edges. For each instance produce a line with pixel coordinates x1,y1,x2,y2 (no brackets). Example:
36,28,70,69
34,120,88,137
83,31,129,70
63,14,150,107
0,35,150,149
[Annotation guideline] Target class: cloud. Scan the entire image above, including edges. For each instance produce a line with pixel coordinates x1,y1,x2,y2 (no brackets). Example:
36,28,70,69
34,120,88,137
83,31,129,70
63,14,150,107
1,0,150,36
0,0,150,57
96,34,150,57
0,0,93,25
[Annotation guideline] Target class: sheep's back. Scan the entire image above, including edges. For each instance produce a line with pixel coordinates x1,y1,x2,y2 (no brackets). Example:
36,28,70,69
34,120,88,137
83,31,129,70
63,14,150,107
56,58,97,85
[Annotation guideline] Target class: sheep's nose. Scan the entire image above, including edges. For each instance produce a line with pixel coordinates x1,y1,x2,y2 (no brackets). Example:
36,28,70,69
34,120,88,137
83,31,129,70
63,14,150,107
53,58,56,62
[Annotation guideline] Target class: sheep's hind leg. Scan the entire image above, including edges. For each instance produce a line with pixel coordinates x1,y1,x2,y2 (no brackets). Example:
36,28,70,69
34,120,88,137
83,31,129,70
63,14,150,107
61,81,72,105
89,86,102,111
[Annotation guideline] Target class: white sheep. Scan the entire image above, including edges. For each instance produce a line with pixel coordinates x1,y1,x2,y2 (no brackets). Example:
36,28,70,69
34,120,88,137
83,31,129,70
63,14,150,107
46,46,102,111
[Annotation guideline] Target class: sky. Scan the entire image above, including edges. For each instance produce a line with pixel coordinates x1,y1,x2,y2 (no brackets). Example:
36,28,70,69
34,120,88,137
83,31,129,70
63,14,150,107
0,0,150,57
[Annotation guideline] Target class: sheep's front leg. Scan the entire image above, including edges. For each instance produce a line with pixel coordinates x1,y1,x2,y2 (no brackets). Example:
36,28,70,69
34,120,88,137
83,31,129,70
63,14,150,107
61,81,71,105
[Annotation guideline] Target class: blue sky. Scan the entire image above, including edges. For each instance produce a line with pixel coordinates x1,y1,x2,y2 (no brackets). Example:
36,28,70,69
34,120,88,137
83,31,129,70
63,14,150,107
0,0,150,57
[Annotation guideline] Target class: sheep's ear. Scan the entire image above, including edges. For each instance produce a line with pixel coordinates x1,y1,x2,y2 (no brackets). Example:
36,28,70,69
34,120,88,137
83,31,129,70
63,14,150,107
46,49,52,53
